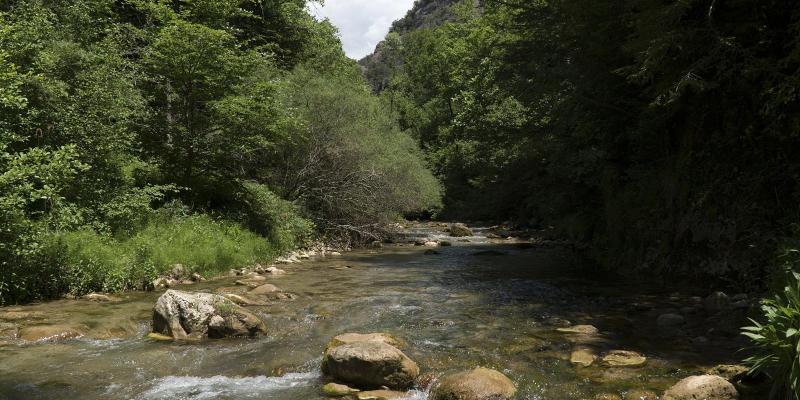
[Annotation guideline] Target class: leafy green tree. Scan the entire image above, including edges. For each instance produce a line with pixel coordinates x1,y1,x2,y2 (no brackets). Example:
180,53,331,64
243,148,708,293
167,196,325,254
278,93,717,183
0,0,442,304
276,67,442,240
142,20,266,188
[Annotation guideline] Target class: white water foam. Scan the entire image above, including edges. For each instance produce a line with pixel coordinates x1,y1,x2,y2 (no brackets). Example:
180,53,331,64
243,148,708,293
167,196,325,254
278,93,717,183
402,389,429,400
138,371,319,399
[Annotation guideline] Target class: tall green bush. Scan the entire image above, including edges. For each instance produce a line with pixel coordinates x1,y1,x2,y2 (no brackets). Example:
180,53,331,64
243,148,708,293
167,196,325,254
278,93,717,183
0,0,442,304
276,67,442,239
4,211,290,303
236,181,313,250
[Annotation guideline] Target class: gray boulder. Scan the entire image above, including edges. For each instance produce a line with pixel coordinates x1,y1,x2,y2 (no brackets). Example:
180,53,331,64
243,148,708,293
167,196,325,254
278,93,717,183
449,223,473,237
657,313,686,327
662,375,739,400
431,367,516,400
152,290,266,340
323,340,419,389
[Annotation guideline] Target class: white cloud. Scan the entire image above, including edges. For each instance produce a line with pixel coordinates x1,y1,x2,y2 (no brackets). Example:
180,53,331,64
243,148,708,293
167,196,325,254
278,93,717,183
308,0,416,60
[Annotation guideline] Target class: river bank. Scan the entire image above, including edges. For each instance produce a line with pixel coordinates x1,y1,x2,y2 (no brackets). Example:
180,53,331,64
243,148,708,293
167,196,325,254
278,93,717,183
0,223,765,399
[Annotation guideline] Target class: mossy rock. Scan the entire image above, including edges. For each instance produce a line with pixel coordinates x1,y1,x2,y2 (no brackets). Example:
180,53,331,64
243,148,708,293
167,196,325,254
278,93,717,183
322,382,359,397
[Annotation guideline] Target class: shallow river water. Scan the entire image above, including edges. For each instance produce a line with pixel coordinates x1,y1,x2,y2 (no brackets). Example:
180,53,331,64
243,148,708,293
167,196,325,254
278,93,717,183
0,224,747,399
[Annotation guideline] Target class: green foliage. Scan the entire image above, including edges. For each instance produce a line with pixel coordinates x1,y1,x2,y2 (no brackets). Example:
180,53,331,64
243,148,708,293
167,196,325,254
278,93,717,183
51,212,280,296
277,67,442,238
0,208,299,304
372,0,800,285
743,265,800,399
0,0,440,304
236,181,314,249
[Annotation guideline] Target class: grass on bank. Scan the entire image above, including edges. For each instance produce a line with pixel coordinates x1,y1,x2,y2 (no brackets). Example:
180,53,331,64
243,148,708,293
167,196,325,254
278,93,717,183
55,214,285,295
1,200,312,305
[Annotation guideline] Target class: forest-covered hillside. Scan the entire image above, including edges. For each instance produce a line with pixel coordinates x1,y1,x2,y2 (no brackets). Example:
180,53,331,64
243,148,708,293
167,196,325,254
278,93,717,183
359,0,458,92
0,0,442,304
364,0,800,288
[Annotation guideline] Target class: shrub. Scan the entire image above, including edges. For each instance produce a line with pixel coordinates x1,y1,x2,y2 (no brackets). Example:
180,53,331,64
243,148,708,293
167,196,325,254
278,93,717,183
55,213,280,294
276,67,442,241
742,265,800,399
236,181,314,251
0,210,302,304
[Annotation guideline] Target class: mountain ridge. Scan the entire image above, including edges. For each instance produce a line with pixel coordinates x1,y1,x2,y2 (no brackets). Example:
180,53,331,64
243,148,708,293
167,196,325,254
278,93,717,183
359,0,460,91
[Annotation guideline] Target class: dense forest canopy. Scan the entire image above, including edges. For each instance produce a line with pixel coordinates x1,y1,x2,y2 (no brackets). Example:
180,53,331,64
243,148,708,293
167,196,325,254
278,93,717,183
2,0,800,298
362,0,800,288
0,0,441,305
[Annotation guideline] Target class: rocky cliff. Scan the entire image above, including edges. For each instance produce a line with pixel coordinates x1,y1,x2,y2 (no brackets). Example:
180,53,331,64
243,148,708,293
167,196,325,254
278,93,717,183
359,0,461,92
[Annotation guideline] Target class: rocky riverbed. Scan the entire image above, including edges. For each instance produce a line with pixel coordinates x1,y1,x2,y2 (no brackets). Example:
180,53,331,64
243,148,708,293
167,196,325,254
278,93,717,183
0,223,767,399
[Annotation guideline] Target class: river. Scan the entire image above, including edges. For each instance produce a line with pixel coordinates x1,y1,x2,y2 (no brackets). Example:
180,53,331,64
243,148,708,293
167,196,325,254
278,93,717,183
0,223,748,399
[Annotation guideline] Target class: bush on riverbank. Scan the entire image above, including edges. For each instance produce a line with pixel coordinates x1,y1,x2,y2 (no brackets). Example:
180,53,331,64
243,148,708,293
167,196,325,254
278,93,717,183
743,250,800,399
1,209,309,304
0,1,440,305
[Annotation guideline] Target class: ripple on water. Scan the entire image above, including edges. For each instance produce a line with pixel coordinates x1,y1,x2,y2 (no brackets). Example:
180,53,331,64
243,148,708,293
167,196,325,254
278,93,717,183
137,371,320,399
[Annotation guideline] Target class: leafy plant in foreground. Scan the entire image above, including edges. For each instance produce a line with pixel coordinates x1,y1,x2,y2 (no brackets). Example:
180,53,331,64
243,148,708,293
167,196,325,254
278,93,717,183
742,266,800,400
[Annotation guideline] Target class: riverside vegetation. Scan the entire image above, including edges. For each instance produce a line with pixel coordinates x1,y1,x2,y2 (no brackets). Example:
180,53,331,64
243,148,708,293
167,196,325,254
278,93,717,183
2,0,800,399
0,0,441,305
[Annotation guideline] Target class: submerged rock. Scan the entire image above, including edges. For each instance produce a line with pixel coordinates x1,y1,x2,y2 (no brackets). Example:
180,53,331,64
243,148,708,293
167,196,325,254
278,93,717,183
557,325,599,335
705,364,749,381
570,348,596,367
324,340,419,389
322,382,359,397
595,394,622,400
235,276,267,288
656,313,685,327
19,325,86,342
449,223,473,237
222,293,268,306
624,389,658,400
431,367,516,400
0,322,18,339
152,290,266,340
602,350,647,367
0,311,45,321
502,336,550,354
146,332,173,341
248,283,281,295
82,293,120,302
662,375,739,400
355,390,408,399
265,266,286,275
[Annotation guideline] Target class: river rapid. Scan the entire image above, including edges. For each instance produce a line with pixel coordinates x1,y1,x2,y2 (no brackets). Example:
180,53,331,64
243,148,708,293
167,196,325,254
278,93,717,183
0,223,749,399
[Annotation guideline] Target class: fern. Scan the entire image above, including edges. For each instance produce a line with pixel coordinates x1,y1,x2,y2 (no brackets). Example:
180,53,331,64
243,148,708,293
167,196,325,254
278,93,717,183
743,270,800,400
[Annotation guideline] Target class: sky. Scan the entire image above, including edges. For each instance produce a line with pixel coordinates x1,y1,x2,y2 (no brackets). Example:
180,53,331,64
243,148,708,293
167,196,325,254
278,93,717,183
308,0,416,60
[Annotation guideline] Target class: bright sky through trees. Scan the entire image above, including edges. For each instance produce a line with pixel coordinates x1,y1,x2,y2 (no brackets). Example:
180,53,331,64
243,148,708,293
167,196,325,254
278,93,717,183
308,0,416,59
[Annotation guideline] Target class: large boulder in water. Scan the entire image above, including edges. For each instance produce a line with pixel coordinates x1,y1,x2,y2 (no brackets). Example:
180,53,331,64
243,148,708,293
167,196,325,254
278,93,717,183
662,375,739,400
327,332,403,348
152,290,266,340
431,367,516,400
449,223,473,237
323,336,418,389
